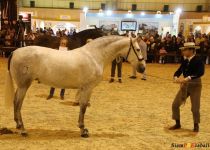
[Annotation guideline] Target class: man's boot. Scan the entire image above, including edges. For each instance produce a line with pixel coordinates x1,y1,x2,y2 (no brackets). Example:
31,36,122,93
193,123,199,132
129,76,137,79
118,79,122,83
109,78,114,83
169,120,181,130
60,95,64,100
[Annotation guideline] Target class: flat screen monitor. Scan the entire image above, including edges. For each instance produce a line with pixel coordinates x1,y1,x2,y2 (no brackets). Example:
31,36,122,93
121,21,137,31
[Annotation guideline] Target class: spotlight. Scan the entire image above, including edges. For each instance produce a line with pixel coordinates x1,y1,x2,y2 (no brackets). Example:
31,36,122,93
175,8,182,14
169,12,174,15
195,26,201,31
83,7,88,13
155,11,162,18
126,10,133,18
140,12,145,16
98,9,104,16
106,10,112,16
157,11,161,14
99,9,103,13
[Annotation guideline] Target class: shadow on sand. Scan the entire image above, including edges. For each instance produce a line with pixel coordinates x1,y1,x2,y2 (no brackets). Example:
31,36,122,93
35,94,60,99
60,101,78,106
164,126,198,137
0,128,127,140
59,101,91,107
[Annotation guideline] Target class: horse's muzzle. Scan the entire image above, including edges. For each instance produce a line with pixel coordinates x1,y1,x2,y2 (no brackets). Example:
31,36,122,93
136,63,145,73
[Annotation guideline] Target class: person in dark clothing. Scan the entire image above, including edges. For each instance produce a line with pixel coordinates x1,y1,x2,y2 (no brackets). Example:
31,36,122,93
47,88,65,100
165,34,172,52
109,30,124,83
16,15,25,47
169,42,205,133
12,20,18,33
109,57,123,83
171,35,178,52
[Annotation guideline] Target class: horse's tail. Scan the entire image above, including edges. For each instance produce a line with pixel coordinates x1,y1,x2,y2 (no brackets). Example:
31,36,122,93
5,53,15,108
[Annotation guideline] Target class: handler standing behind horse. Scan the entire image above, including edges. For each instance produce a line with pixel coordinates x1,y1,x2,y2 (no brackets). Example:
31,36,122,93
109,31,123,83
47,37,68,100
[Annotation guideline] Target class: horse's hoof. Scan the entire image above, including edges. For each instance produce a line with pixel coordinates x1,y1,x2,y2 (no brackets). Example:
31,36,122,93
16,125,21,129
81,128,89,138
21,131,28,137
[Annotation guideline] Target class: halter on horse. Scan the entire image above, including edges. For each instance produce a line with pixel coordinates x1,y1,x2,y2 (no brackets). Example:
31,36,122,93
125,38,145,73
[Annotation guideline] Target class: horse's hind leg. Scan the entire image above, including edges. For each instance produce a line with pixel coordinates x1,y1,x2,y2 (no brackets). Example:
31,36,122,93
14,87,30,136
14,90,19,128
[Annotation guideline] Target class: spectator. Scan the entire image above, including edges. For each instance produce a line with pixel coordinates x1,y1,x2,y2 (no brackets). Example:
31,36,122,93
159,44,167,64
25,30,36,46
16,15,25,47
46,37,69,100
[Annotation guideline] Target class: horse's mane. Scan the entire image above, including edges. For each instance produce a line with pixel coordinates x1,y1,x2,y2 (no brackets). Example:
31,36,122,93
85,35,126,50
89,35,125,43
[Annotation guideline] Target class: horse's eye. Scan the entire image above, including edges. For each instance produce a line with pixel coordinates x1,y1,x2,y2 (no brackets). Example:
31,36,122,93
137,49,140,52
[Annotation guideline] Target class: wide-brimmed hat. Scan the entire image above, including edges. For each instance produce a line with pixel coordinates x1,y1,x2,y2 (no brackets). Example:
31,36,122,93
179,42,200,50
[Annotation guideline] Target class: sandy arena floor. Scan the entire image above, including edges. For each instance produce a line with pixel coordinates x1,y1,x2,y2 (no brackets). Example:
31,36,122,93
0,57,209,150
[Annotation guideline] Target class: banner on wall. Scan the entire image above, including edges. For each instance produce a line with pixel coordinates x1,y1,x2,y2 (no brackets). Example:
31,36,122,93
44,22,53,28
52,22,76,33
99,20,119,31
138,22,159,35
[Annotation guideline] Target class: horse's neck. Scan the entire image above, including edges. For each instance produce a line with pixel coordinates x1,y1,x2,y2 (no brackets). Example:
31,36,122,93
102,42,127,65
87,38,129,66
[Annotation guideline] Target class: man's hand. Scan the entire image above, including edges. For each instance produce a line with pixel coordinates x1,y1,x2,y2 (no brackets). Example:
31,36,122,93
174,78,185,84
178,78,187,84
174,77,190,84
174,77,181,83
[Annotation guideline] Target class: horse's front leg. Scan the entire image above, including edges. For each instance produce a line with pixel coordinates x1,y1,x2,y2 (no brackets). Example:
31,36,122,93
78,87,93,138
79,103,89,137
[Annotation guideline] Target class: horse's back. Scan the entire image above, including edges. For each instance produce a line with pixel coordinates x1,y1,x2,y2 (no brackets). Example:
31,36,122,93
11,45,102,89
13,46,84,64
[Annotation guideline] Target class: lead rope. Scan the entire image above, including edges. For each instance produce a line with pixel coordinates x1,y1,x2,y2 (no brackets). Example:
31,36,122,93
145,73,210,85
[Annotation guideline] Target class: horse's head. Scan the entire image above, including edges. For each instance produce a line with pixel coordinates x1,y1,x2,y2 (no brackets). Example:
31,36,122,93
124,38,146,73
